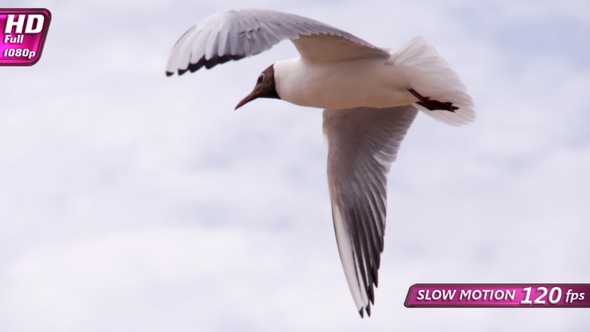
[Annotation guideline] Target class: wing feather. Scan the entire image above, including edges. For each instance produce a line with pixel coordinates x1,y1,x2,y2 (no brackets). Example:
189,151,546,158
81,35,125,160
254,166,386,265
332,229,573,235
323,105,419,317
166,9,389,75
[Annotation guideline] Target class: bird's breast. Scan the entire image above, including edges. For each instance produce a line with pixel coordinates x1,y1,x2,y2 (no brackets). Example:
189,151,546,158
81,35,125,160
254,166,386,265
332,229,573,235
273,57,415,110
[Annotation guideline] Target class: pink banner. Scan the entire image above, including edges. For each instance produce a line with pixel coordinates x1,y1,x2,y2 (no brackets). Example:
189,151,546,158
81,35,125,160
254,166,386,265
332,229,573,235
405,284,590,307
0,8,51,66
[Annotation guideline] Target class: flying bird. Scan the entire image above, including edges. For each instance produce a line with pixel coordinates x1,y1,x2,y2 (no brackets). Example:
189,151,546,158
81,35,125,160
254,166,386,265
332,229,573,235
166,9,474,317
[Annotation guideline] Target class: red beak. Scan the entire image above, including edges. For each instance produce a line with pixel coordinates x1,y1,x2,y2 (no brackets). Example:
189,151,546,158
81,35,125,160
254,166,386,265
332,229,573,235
235,92,256,110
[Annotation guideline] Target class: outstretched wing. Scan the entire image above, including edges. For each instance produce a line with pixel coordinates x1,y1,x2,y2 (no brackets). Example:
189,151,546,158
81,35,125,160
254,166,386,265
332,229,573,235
323,106,419,317
166,9,389,75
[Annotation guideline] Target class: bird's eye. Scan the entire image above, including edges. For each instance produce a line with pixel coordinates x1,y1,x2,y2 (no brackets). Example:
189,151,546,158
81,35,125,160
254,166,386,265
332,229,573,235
257,73,265,83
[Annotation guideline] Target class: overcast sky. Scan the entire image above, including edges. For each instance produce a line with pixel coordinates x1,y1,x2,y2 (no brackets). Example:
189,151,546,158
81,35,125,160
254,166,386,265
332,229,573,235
1,0,589,331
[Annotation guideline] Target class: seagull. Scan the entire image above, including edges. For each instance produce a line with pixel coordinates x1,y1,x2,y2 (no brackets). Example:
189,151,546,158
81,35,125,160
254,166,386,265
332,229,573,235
166,9,474,317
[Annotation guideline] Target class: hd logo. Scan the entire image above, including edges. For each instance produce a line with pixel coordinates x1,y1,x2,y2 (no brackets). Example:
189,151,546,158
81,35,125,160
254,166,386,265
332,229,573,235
0,8,51,66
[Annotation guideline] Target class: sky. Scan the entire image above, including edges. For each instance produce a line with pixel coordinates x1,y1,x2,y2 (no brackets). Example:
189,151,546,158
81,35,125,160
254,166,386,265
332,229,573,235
0,0,589,331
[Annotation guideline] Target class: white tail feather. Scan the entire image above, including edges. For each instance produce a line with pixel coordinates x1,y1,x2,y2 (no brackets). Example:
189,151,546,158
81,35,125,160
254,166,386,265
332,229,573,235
389,37,475,126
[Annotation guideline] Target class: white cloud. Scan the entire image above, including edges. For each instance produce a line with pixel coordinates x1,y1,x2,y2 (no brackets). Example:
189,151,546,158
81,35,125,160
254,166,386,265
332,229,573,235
0,0,589,331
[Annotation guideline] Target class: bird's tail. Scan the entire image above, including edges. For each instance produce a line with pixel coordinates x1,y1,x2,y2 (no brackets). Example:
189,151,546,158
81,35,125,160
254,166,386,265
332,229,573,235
388,37,475,126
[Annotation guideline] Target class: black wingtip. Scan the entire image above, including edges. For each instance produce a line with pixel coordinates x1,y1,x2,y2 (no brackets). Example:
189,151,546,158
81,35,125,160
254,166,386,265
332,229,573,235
368,284,375,305
358,305,373,318
167,54,247,77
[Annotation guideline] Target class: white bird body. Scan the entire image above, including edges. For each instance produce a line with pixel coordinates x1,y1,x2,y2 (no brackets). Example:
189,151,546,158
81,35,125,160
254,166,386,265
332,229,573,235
166,8,475,317
274,57,416,109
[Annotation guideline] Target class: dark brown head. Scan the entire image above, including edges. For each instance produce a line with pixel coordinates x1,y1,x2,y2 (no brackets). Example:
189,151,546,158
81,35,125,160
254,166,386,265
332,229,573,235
235,64,280,110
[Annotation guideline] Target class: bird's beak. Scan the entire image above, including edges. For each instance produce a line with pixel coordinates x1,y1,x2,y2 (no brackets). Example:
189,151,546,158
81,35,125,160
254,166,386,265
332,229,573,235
235,90,257,110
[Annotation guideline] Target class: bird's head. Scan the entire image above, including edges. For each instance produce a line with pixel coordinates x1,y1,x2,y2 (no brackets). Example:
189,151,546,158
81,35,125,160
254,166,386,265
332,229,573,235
235,64,280,110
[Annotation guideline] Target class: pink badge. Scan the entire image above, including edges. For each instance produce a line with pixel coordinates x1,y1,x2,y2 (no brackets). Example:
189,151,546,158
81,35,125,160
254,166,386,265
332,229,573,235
405,284,590,307
0,8,51,66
